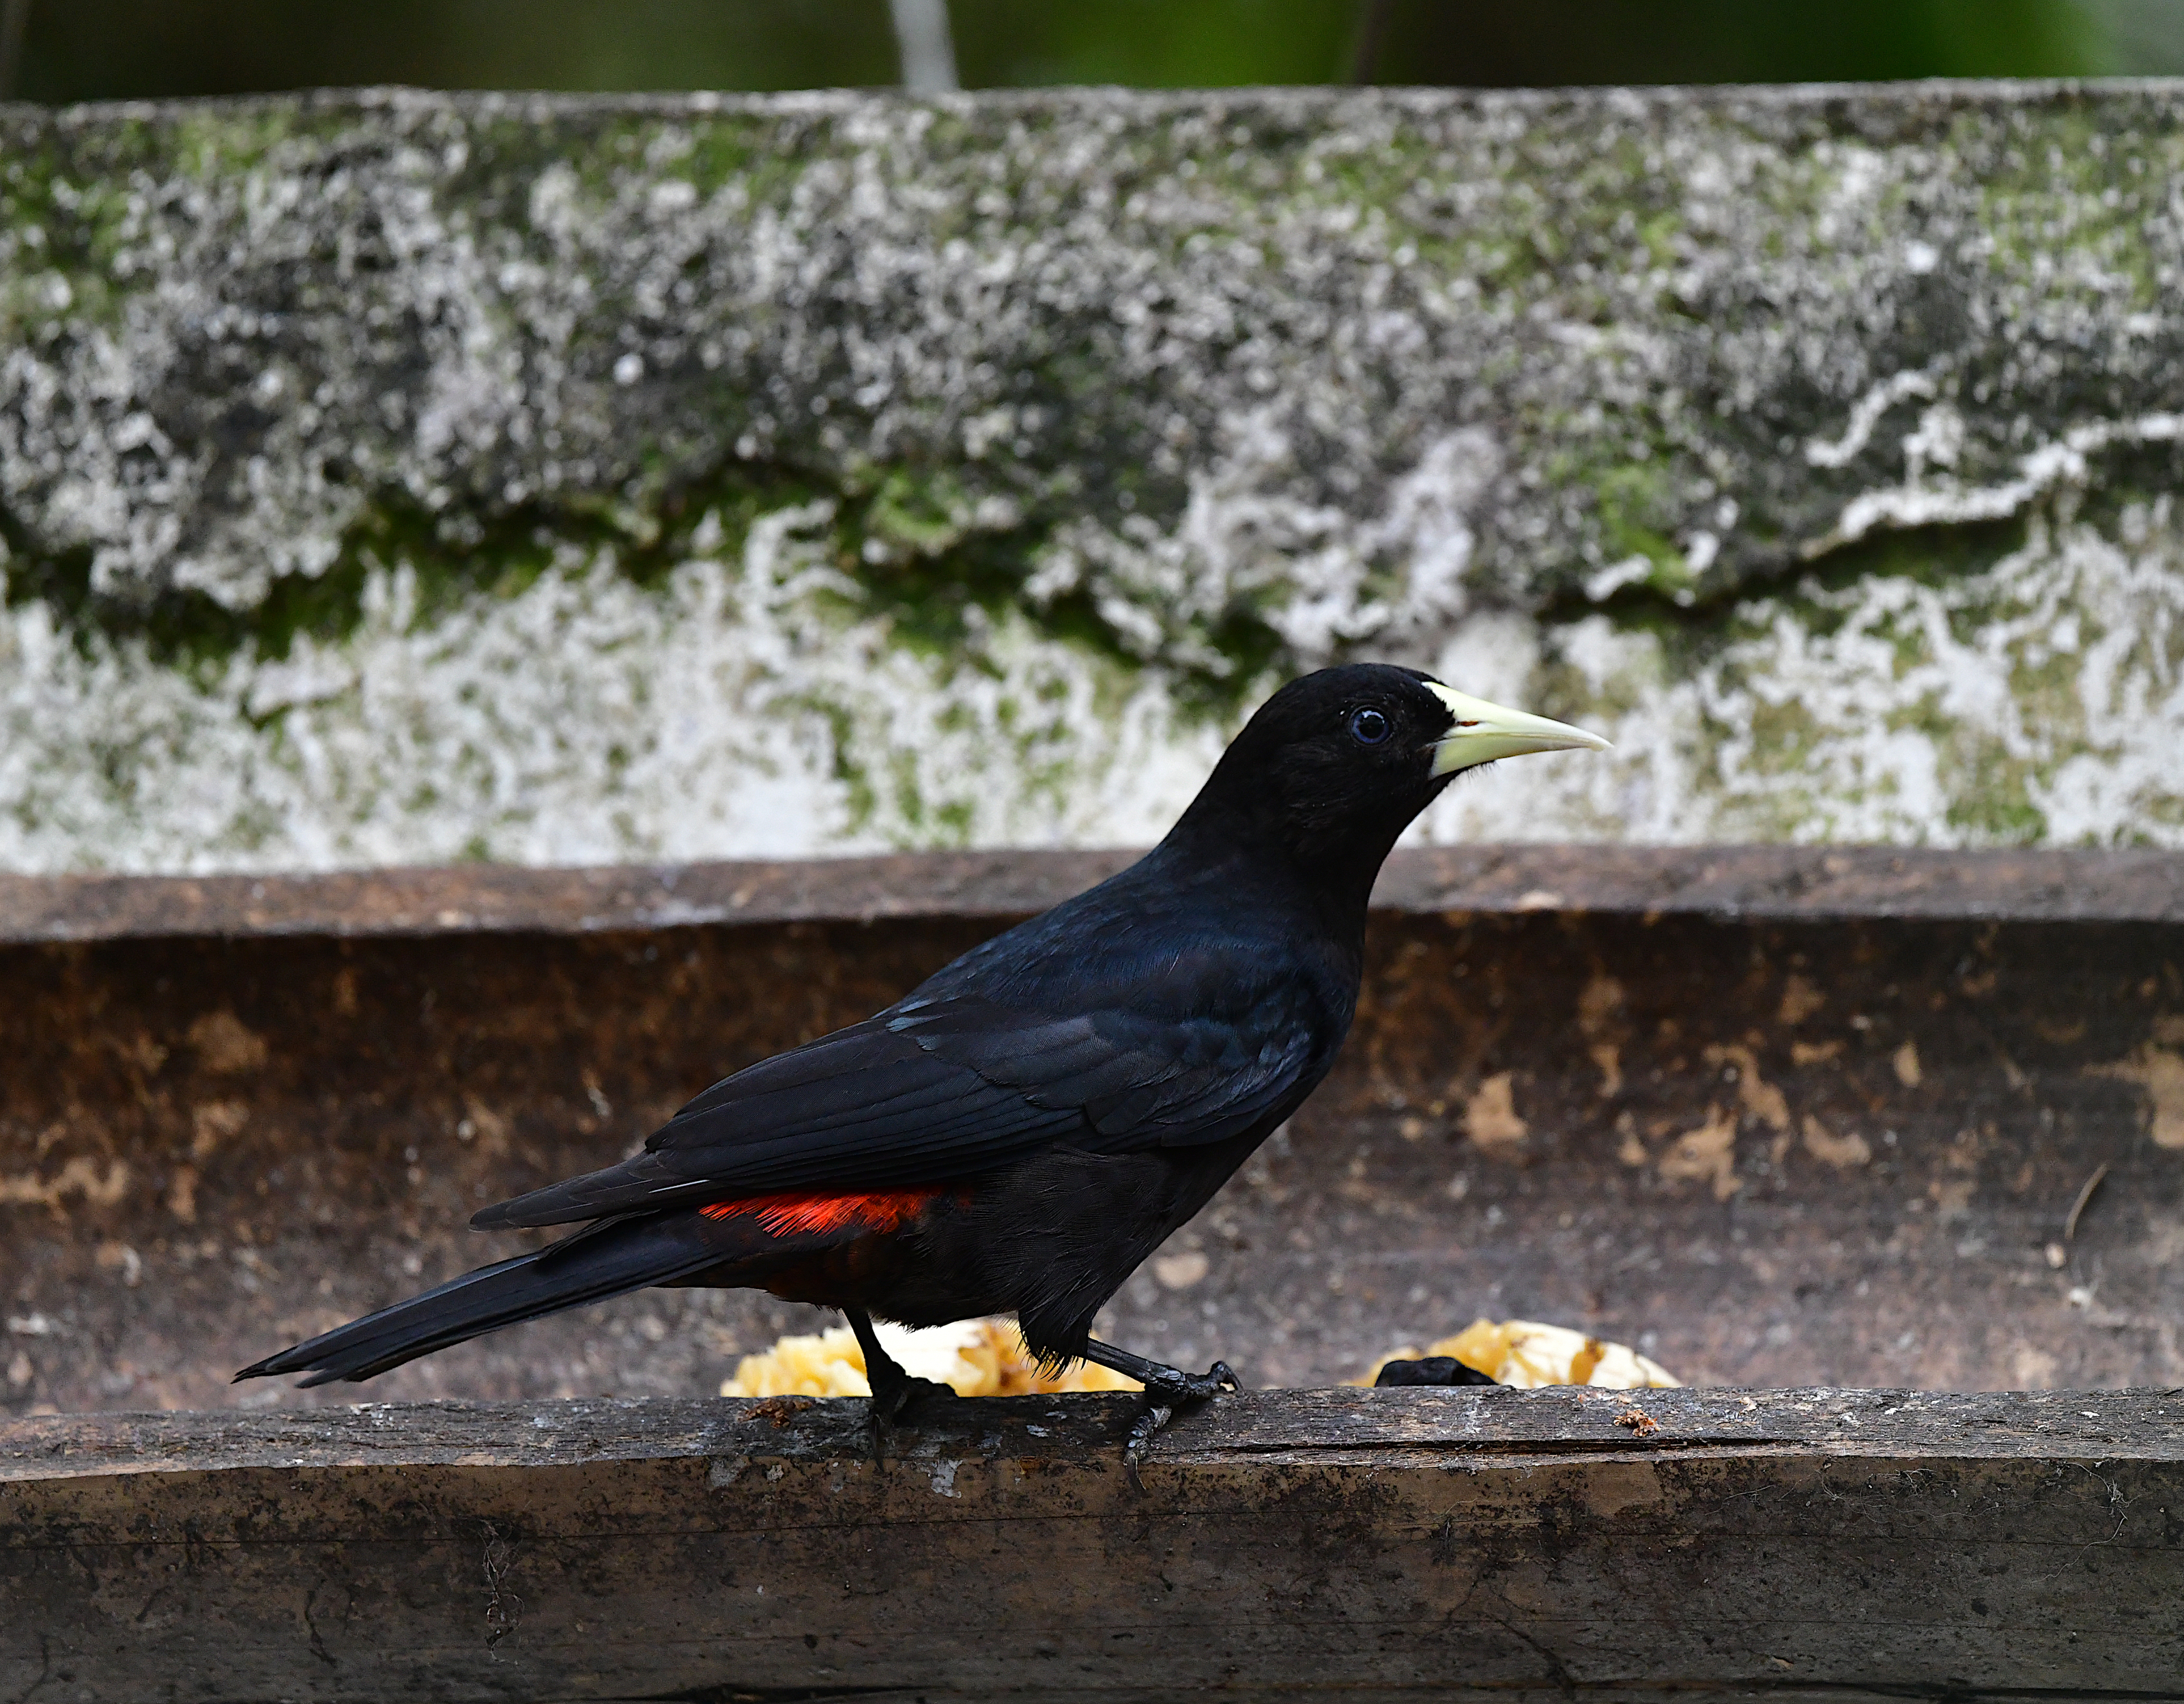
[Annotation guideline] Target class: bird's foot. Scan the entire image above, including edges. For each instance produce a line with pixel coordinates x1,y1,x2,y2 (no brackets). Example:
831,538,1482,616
843,1307,960,1463
868,1369,958,1426
864,1370,958,1462
1123,1359,1239,1492
1070,1337,1243,1491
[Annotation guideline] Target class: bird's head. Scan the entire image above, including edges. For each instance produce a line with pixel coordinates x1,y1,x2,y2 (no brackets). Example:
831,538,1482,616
1182,662,1611,891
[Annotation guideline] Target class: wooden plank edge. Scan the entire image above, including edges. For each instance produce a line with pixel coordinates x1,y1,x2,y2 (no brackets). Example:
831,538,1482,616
5,1386,2180,1481
4,844,2181,946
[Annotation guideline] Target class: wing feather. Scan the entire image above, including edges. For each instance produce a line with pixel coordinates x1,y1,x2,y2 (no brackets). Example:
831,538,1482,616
475,882,1347,1231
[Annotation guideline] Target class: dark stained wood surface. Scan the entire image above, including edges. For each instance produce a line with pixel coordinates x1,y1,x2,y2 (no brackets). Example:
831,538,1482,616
1,1388,2179,1701
4,843,2181,944
4,847,2184,1415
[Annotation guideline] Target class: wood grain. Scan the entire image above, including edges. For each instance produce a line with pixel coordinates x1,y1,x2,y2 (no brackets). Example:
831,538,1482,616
2,1388,2179,1701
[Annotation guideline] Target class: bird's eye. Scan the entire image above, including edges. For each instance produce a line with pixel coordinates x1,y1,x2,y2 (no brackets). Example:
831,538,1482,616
1349,707,1392,746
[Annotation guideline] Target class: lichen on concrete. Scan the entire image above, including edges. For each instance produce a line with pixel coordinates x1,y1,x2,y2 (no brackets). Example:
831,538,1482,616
3,83,2183,870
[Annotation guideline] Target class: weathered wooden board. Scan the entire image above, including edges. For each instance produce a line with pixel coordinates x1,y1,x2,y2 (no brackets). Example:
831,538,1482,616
3,845,2182,1415
5,843,2181,944
1,1387,2179,1702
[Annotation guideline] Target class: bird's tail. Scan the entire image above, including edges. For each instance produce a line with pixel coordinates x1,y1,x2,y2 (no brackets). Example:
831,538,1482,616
234,1210,762,1387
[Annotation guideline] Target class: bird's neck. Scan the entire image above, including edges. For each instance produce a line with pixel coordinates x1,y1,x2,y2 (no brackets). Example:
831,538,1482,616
1154,797,1386,961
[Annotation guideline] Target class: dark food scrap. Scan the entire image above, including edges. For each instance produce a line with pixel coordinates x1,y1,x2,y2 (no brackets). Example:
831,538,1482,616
1375,1355,1498,1388
1360,1319,1680,1390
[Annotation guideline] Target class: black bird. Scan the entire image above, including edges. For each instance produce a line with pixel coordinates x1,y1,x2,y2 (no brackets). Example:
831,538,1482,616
239,664,1608,1458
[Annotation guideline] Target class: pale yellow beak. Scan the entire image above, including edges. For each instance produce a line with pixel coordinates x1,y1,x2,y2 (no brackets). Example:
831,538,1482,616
1426,681,1612,776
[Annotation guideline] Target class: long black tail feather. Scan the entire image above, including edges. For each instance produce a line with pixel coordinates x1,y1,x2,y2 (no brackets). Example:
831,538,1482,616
235,1211,759,1387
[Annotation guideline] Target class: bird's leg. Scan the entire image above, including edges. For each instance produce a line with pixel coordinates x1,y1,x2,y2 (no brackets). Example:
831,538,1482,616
1077,1337,1240,1488
844,1306,956,1444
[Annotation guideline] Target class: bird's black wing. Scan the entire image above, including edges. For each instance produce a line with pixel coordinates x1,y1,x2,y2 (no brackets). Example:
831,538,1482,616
470,1019,1084,1226
884,982,1323,1149
472,935,1334,1230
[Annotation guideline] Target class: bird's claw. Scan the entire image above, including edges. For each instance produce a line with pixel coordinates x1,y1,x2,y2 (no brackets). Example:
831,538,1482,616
865,1372,958,1463
1122,1360,1239,1493
870,1372,957,1425
1153,1359,1240,1402
1123,1401,1176,1492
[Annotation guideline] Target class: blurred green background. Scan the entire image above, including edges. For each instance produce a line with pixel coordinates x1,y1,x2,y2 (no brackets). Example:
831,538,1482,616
2,0,2181,103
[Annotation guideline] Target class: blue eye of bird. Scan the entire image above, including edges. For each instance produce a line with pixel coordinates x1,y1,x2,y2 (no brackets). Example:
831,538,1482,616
1349,707,1391,746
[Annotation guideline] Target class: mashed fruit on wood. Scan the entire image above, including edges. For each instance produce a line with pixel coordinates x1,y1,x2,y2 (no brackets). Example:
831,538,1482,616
721,1317,1140,1399
722,1312,1675,1397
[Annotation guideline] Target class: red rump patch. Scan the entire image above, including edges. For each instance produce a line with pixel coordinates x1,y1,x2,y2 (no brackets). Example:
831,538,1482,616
699,1188,939,1237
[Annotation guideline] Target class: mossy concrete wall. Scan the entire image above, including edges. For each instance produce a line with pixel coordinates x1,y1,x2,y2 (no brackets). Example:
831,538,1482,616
3,83,2183,872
